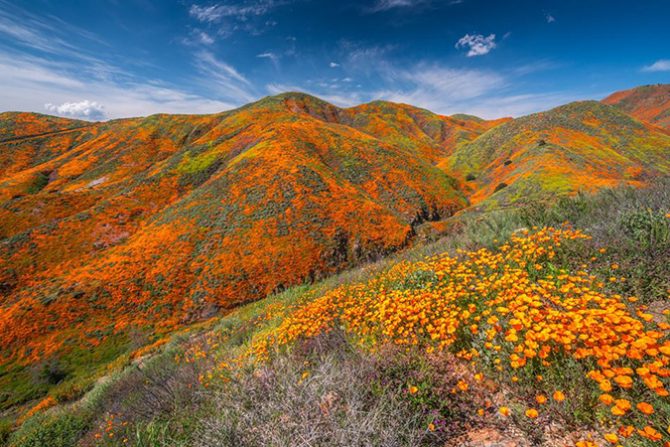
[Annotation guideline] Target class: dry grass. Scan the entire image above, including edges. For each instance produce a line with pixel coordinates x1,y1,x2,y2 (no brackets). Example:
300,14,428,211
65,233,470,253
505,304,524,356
194,332,440,447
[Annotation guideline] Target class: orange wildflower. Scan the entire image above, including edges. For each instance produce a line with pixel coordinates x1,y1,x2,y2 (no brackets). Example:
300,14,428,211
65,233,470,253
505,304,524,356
525,408,539,419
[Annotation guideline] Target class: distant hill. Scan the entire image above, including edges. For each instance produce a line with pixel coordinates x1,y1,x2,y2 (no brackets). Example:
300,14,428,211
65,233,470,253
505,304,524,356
442,100,670,209
602,84,670,129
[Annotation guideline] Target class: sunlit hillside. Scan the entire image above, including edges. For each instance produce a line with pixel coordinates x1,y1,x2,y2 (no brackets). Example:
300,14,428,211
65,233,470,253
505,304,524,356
1,86,670,447
603,84,670,130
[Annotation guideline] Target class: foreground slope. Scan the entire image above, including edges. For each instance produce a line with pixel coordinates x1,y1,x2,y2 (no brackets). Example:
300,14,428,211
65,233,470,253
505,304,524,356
7,181,669,447
603,84,670,129
442,101,670,208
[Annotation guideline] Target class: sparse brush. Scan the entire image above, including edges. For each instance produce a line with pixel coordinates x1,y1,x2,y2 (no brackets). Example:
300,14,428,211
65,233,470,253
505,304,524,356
195,331,439,447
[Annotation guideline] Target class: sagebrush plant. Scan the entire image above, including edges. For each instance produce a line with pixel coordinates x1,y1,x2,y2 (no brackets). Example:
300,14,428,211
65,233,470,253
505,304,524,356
194,331,458,447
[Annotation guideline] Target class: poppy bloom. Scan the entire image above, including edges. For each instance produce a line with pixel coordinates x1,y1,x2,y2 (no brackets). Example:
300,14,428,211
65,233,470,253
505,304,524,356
525,408,539,419
603,433,618,444
636,402,654,414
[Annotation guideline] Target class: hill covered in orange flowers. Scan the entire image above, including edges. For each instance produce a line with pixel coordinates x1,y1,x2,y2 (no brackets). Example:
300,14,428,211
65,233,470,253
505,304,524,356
1,86,670,415
603,84,670,130
443,100,670,208
0,93,493,404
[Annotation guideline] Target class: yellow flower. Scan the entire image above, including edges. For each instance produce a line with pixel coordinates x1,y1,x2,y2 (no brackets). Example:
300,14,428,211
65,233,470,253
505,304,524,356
553,391,565,402
611,399,631,416
498,406,510,417
408,385,418,395
603,433,618,444
536,394,547,405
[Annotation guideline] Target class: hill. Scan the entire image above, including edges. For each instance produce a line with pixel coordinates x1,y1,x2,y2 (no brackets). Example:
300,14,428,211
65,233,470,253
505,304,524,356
442,100,670,208
0,93,504,411
602,84,670,129
2,88,670,430
5,179,669,447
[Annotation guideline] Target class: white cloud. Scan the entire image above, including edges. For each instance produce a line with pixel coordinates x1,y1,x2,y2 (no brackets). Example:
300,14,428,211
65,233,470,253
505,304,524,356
546,14,556,23
0,50,242,119
192,50,256,103
182,29,216,46
372,65,506,113
642,59,670,72
257,52,279,68
455,33,497,57
197,31,215,44
329,62,340,68
189,4,267,22
45,100,105,120
368,0,431,12
189,1,288,22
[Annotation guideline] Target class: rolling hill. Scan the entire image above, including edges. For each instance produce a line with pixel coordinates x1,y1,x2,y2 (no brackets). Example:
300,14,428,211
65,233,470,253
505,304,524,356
0,93,504,409
442,100,670,208
1,87,670,420
602,83,670,129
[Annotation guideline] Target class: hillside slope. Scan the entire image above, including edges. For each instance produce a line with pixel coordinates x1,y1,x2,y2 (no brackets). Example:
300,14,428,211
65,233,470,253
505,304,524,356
442,101,670,208
2,89,670,418
603,84,670,129
0,93,500,409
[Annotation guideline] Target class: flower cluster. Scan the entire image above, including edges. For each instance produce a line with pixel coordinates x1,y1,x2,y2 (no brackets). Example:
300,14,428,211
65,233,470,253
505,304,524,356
251,227,670,445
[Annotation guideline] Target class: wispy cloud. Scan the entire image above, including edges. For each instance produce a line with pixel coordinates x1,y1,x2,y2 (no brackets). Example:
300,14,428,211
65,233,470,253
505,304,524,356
193,51,256,103
0,50,237,119
546,13,556,23
371,64,505,111
367,0,433,13
0,2,251,120
642,59,670,72
45,100,105,120
455,33,497,57
187,2,288,38
189,3,272,22
257,51,280,68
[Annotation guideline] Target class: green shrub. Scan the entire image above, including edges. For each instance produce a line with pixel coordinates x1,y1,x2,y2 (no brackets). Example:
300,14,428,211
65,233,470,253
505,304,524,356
493,182,507,193
0,419,12,447
26,172,50,194
9,413,88,447
619,208,670,247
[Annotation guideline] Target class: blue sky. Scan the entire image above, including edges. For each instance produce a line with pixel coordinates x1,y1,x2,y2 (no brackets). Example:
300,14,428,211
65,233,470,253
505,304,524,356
1,0,669,120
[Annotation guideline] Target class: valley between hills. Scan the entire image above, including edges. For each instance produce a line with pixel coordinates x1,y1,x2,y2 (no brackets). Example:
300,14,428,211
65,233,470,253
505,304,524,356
1,84,669,447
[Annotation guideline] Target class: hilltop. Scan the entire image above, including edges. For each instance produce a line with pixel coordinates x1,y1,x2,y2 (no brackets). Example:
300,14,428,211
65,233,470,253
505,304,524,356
603,84,670,129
